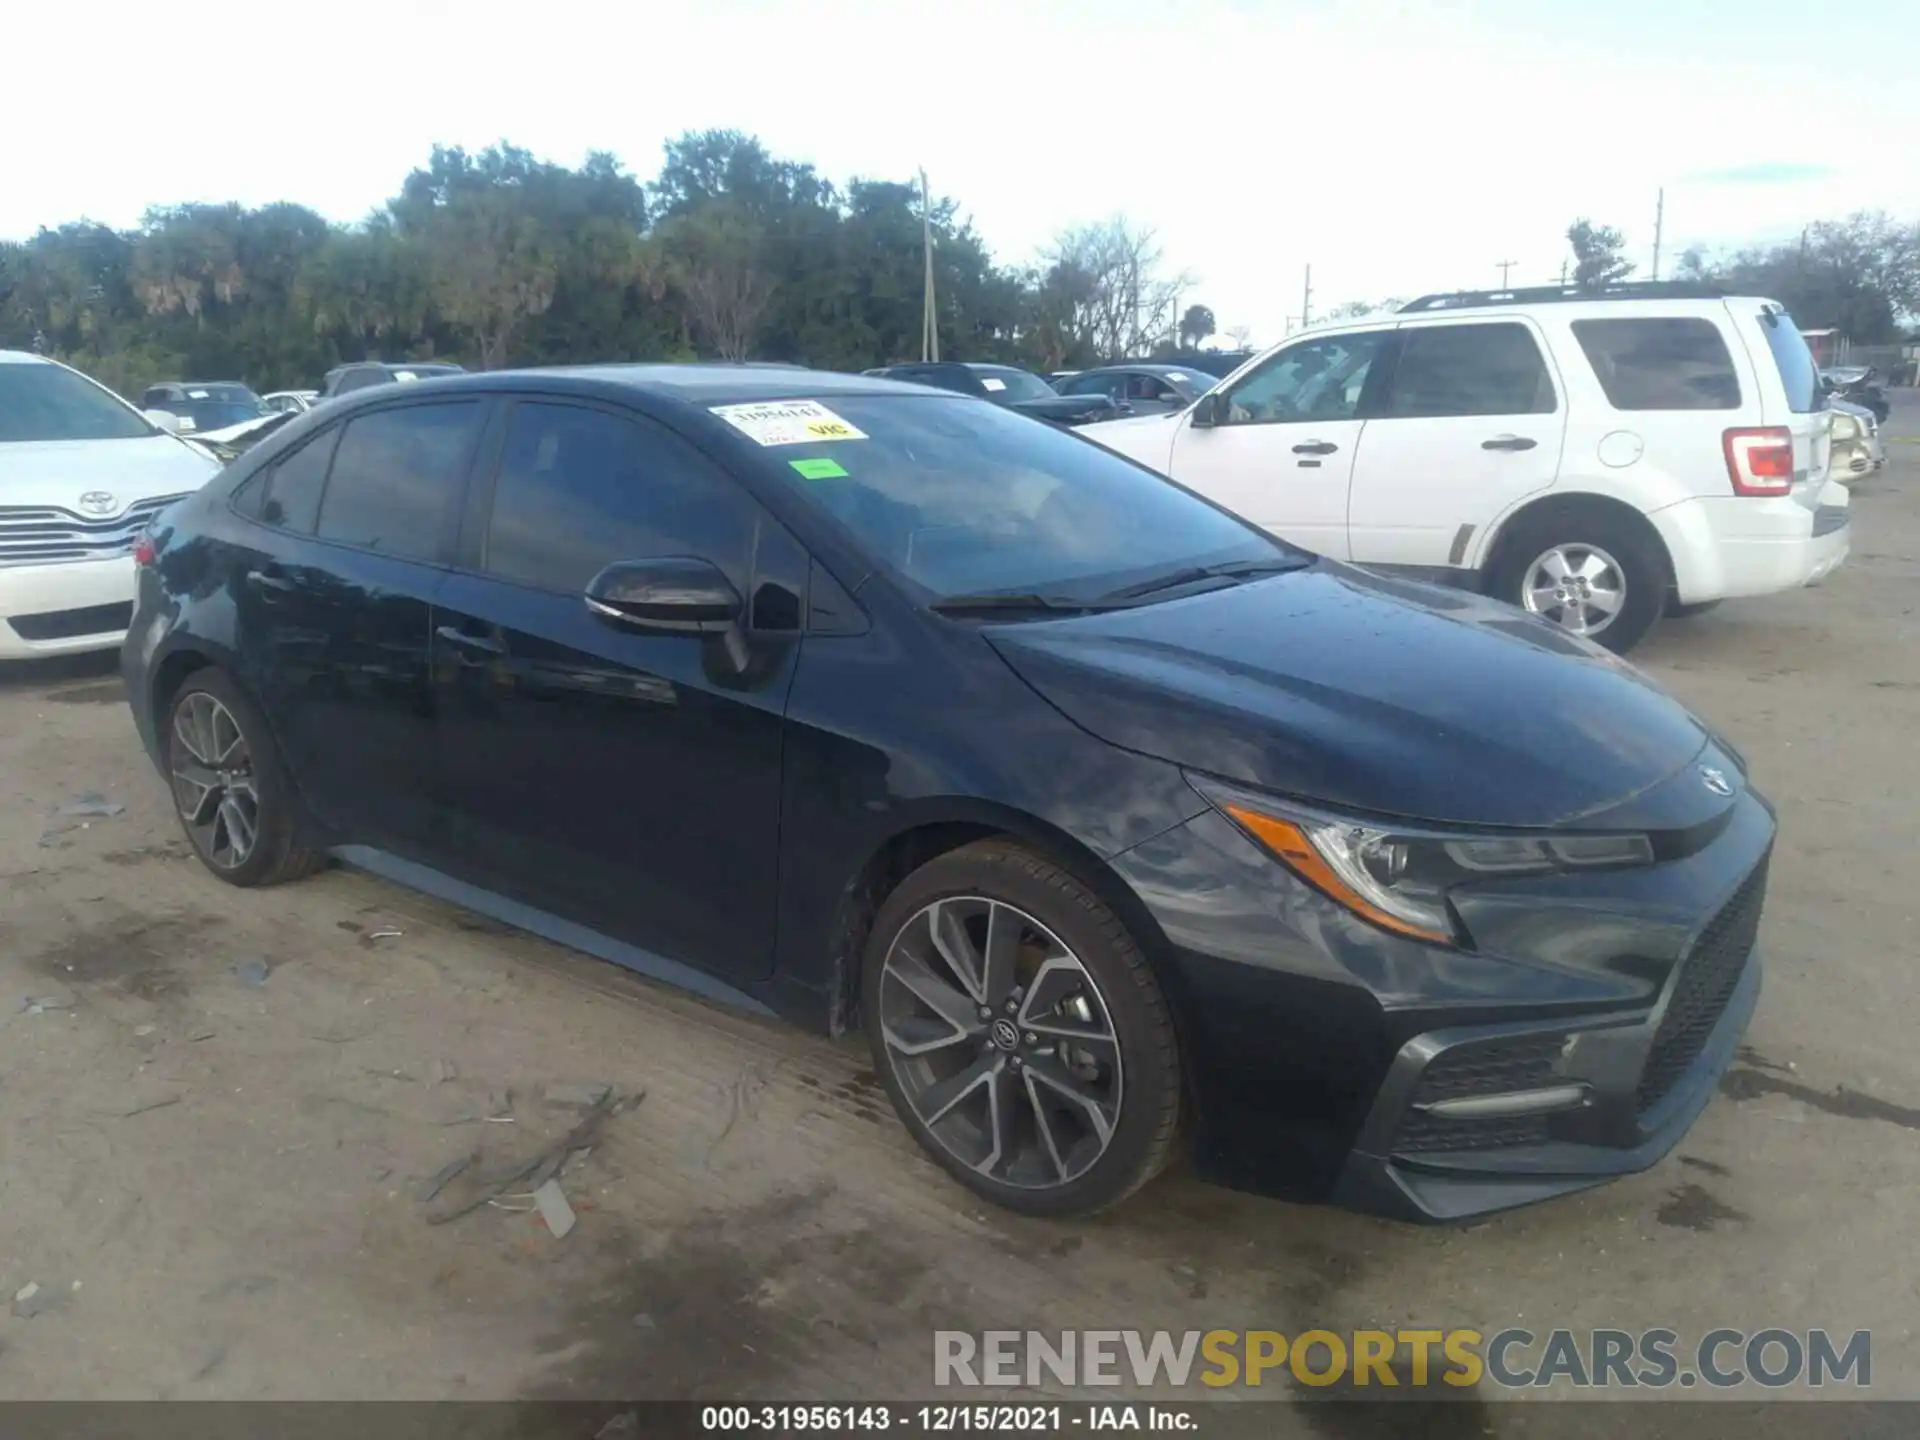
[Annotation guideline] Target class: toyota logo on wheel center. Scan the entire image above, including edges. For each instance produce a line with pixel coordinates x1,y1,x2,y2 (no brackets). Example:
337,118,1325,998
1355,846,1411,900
989,1019,1021,1051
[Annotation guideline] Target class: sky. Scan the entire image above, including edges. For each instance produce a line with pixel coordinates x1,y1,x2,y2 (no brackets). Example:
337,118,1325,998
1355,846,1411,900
10,0,1917,348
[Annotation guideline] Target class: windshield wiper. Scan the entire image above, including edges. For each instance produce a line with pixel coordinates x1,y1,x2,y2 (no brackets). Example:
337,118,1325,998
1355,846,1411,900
928,592,1126,618
1098,556,1310,604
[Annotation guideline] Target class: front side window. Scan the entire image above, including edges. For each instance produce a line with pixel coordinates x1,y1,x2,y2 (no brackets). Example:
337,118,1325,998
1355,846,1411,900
1221,332,1389,424
1058,372,1124,399
0,362,154,443
315,402,482,560
742,394,1296,601
1572,317,1741,411
1385,322,1556,418
483,402,755,593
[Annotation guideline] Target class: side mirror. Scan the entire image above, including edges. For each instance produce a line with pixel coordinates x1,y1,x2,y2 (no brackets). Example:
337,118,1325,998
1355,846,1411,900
1189,392,1226,429
584,558,742,635
144,409,182,433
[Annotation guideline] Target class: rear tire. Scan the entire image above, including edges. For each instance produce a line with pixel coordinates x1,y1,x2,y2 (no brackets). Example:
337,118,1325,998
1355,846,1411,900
1487,508,1668,654
164,668,323,888
861,840,1181,1217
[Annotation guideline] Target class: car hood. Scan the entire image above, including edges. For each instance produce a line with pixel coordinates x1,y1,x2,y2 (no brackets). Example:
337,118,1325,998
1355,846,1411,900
1076,410,1182,465
986,562,1716,830
0,434,220,509
1007,393,1119,423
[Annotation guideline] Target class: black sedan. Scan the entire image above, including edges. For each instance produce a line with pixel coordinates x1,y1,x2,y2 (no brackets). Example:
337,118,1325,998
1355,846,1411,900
864,361,1119,425
1054,363,1215,415
122,366,1771,1221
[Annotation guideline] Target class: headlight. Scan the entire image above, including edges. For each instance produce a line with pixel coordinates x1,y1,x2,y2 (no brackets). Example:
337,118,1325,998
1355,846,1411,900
1191,778,1652,945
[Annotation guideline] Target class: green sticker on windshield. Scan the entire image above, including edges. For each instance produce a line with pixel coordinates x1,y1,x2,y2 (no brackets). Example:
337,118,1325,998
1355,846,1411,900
790,457,849,480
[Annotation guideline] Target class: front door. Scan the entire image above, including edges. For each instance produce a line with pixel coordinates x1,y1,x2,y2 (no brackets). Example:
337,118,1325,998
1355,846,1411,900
230,400,483,853
1164,327,1394,559
1346,319,1566,570
428,399,797,984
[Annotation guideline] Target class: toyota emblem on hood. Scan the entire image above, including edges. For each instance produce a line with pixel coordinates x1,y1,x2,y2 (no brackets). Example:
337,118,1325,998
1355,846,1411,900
78,491,118,517
1699,766,1733,797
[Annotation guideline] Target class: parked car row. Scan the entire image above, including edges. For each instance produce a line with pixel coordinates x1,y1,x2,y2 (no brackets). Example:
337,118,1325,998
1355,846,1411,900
1,284,1829,1223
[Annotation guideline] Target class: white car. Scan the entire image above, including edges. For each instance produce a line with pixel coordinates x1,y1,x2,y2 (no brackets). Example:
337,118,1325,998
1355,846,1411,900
1,352,221,660
263,390,318,414
1083,286,1850,653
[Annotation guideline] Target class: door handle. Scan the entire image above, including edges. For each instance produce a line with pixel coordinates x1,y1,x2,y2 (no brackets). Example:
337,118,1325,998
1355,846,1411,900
435,625,505,657
245,568,294,593
1292,440,1339,455
1482,435,1539,451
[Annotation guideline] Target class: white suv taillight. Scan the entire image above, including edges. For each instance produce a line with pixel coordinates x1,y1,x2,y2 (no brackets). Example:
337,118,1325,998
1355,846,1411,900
1722,426,1795,496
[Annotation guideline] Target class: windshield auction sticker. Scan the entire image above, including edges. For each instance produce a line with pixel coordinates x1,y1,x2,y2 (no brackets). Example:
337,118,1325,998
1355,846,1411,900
710,400,868,446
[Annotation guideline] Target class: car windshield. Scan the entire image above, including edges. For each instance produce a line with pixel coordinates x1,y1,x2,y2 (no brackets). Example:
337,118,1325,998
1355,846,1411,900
969,367,1058,403
739,394,1300,602
0,362,154,443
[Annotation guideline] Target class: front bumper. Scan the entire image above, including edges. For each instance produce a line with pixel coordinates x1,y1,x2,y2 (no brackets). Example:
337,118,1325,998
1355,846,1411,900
1109,769,1774,1223
1330,928,1760,1223
0,556,138,660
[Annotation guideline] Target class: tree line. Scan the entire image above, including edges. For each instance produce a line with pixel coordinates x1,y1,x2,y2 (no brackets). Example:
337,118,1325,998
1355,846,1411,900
2,128,1913,398
0,132,1220,397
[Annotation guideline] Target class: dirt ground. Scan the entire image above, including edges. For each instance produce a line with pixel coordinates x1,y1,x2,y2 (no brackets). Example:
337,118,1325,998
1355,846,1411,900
1,400,1916,1420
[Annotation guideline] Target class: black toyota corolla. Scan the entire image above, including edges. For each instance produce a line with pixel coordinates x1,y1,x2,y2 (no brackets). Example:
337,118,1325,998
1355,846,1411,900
121,366,1771,1222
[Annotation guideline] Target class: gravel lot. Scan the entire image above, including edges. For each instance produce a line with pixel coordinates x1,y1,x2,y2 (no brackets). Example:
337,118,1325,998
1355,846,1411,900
1,398,1915,1420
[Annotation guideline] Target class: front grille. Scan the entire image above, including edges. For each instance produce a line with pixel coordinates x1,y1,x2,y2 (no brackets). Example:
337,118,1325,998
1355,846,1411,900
1393,1032,1565,1154
1636,858,1768,1114
1396,1112,1549,1154
0,494,189,568
8,601,134,641
1411,1033,1563,1103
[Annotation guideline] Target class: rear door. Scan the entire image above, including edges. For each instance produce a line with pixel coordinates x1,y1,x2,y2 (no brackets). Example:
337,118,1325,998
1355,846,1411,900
1346,319,1565,569
1163,327,1394,558
232,398,485,852
427,398,798,983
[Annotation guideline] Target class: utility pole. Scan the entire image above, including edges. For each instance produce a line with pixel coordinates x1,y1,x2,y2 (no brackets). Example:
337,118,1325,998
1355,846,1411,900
1559,259,1569,287
1496,260,1517,288
1651,187,1665,281
1300,264,1313,329
919,168,939,362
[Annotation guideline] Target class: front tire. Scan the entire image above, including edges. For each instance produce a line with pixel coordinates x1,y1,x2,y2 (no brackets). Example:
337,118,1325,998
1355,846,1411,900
165,668,322,888
861,840,1181,1217
1487,509,1668,654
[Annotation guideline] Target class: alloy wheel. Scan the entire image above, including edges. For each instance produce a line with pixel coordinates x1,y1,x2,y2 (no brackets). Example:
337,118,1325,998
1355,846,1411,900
1522,543,1626,636
877,896,1124,1190
169,691,261,871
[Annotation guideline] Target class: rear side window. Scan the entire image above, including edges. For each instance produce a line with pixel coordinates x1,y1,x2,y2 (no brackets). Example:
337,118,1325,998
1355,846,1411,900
316,402,482,559
1386,323,1556,417
258,429,337,533
481,401,755,593
1571,318,1741,410
1754,308,1819,414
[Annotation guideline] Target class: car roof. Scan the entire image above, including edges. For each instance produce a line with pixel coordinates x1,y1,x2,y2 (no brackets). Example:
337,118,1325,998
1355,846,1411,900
0,350,52,366
1078,363,1205,378
454,362,926,407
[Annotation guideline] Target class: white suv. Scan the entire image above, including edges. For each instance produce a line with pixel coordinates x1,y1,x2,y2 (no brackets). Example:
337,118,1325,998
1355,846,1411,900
1082,286,1849,653
1,352,220,660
